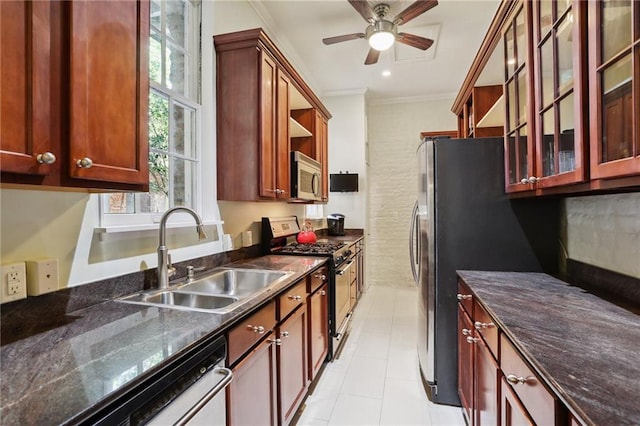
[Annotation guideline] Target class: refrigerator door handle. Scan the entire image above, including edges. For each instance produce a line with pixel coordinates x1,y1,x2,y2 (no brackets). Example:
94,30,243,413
409,200,419,285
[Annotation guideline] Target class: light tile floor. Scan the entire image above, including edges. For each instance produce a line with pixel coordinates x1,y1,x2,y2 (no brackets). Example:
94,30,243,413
296,285,466,426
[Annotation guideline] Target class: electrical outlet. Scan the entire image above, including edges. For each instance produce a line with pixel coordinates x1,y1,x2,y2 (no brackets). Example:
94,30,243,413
26,259,59,296
0,262,28,304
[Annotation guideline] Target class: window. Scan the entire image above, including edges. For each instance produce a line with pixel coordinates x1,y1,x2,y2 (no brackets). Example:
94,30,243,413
101,0,202,227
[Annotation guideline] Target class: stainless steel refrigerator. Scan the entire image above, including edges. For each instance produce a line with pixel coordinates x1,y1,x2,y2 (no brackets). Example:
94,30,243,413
409,137,559,405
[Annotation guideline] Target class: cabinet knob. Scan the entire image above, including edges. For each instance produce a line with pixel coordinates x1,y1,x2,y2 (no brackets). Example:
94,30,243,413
267,338,282,346
474,321,494,330
461,328,472,336
76,157,93,168
246,325,265,334
457,294,472,301
320,290,326,296
288,295,302,301
520,178,529,184
506,374,528,385
281,331,290,338
528,176,540,184
314,273,327,281
36,152,56,164
466,336,480,344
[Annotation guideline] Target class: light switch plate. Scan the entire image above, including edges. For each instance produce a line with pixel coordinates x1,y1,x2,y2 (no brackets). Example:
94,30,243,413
0,262,28,304
26,259,59,296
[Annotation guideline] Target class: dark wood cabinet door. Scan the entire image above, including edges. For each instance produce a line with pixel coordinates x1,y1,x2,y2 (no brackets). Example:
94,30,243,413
228,338,277,426
314,111,329,201
500,377,534,426
475,335,499,426
68,0,149,186
278,305,308,425
259,51,277,199
0,1,53,176
308,283,328,382
458,305,475,425
275,68,291,199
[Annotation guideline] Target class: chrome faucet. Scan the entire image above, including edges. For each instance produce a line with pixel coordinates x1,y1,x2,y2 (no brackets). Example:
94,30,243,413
157,206,208,289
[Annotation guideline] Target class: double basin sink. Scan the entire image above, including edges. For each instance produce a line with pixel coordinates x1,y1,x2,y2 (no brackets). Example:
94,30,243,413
119,268,294,313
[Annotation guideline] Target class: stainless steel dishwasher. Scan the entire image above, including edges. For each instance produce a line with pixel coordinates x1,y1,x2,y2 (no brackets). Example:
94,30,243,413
83,335,232,425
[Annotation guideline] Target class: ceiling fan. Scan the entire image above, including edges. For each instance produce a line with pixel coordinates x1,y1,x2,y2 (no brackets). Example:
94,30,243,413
322,0,438,65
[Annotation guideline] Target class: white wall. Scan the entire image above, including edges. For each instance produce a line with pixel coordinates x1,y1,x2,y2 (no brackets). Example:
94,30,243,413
323,93,367,229
366,98,457,288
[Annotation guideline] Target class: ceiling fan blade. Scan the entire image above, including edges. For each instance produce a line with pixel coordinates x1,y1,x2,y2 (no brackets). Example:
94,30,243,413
397,33,434,50
348,0,376,23
393,0,438,25
364,48,380,65
322,33,366,45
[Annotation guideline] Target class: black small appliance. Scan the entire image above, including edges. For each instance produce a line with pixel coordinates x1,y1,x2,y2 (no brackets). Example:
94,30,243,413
327,213,345,236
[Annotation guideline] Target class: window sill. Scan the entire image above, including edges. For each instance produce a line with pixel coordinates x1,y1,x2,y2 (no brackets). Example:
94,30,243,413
95,220,224,234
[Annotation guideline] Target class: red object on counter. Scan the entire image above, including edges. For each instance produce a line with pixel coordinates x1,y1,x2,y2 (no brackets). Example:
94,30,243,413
296,220,317,244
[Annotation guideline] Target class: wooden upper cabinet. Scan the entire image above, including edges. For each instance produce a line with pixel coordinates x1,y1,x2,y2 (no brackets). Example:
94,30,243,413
1,0,149,191
588,0,640,179
503,1,536,193
532,0,588,188
214,28,331,202
68,0,149,185
0,1,52,176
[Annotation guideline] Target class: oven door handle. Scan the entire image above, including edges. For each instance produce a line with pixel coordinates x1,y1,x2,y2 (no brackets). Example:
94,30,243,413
174,367,233,426
336,260,354,275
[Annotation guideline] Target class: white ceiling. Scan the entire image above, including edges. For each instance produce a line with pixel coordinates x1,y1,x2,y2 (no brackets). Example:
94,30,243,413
249,0,503,103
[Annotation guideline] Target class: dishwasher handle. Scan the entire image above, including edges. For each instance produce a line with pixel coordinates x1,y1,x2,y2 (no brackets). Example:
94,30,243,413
175,367,233,426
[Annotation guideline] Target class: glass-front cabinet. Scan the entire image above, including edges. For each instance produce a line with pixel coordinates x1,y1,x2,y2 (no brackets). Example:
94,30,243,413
588,0,640,179
504,3,535,193
533,0,588,188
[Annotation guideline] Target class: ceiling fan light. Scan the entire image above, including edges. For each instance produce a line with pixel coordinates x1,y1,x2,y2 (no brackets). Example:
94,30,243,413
369,30,395,51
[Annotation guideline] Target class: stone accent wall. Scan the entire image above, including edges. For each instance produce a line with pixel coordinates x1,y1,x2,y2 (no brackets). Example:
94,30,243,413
367,99,457,288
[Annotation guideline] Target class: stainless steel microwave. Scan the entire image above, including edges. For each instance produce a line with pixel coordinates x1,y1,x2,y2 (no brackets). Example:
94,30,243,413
291,151,322,201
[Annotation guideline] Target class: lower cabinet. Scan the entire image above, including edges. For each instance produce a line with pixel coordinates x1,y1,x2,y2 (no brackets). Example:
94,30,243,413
458,277,567,426
227,273,329,426
277,305,308,425
228,337,278,426
307,282,328,382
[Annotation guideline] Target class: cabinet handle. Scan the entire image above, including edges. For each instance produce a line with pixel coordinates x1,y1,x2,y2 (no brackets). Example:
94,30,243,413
288,295,302,301
314,273,327,281
462,328,472,336
506,374,528,385
267,338,282,346
76,157,93,168
320,290,326,296
457,294,472,300
528,176,540,184
36,152,56,164
520,178,530,185
281,331,290,338
474,321,494,330
466,336,480,344
246,325,265,334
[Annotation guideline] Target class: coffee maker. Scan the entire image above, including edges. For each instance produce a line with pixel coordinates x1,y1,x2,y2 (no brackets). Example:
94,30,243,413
327,213,345,236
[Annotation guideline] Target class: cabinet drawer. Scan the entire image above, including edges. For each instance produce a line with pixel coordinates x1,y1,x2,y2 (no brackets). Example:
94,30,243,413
278,279,308,321
457,279,474,315
228,301,276,366
500,334,557,426
308,266,328,293
474,300,498,360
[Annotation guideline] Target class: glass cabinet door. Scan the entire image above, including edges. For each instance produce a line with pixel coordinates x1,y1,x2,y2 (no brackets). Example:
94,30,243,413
533,0,587,187
589,0,640,178
504,3,535,192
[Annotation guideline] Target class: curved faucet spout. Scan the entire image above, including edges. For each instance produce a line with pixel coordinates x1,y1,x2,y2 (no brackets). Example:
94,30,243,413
157,206,208,289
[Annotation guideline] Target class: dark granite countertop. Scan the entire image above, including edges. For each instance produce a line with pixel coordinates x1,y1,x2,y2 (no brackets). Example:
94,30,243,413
0,255,326,425
457,270,640,426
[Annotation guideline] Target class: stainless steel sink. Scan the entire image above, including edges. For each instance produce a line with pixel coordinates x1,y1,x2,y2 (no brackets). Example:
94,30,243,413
118,267,294,313
177,268,291,298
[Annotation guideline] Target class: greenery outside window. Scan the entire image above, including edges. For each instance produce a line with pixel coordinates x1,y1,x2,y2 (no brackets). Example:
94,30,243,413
101,0,202,227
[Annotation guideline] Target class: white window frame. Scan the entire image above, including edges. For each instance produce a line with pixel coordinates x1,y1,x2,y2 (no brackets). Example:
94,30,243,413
100,0,203,229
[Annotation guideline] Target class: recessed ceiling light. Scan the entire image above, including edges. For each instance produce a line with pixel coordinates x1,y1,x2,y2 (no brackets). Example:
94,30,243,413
382,70,391,77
